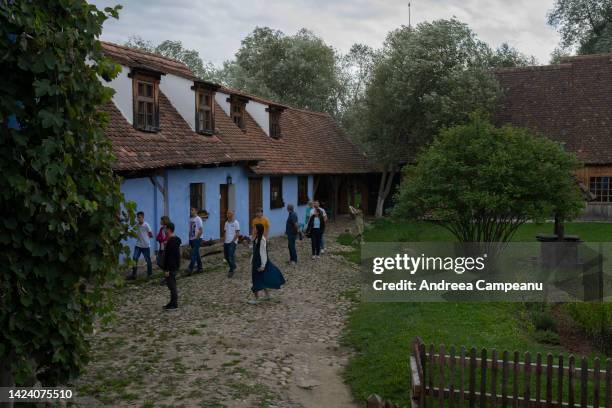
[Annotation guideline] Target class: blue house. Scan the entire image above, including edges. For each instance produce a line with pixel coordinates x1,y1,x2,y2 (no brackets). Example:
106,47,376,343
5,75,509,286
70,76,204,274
100,42,373,253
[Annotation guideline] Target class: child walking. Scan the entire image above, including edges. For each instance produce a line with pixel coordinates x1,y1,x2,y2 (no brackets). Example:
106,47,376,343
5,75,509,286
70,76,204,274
162,223,181,310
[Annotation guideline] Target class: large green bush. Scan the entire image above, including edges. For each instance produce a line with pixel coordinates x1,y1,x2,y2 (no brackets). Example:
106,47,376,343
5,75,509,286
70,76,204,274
0,1,130,387
393,116,584,243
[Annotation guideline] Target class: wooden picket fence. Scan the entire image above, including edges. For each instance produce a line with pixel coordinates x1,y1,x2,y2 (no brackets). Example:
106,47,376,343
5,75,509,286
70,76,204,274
409,337,612,408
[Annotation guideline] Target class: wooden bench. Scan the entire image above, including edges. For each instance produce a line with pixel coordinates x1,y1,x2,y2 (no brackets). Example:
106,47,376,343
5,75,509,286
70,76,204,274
409,337,612,408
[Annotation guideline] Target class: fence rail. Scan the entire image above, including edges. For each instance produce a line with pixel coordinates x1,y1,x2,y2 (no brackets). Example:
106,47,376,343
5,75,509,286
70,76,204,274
410,337,612,408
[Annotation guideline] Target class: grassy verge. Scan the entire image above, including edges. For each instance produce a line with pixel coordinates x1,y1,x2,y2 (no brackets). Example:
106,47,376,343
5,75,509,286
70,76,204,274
340,219,611,407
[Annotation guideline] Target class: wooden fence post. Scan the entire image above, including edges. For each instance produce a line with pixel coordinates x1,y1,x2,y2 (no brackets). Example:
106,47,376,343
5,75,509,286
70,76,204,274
491,349,498,408
545,354,553,408
524,352,532,408
569,355,576,408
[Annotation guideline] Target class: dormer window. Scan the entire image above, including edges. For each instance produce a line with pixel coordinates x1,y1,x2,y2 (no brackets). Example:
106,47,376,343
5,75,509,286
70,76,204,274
227,95,248,131
196,90,214,134
130,70,160,132
266,105,285,139
232,103,243,128
270,111,281,138
193,81,219,135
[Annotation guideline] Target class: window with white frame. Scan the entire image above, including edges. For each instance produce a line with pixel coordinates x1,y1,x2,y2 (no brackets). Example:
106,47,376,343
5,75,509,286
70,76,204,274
589,176,612,202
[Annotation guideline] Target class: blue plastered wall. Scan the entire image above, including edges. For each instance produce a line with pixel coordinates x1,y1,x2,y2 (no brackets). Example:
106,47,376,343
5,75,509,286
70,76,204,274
120,170,314,255
165,166,250,243
262,175,313,237
120,176,164,255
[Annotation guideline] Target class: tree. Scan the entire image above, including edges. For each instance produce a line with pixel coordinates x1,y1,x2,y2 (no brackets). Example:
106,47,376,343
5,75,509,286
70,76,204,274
221,27,343,116
488,43,537,67
337,44,378,109
356,19,502,217
0,0,130,394
548,0,612,54
125,36,223,82
393,116,584,243
550,47,571,64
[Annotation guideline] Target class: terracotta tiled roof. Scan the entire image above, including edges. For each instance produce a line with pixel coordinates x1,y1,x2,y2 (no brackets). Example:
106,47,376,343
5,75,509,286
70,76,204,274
213,102,373,174
494,55,612,165
104,93,249,172
218,85,288,108
101,42,373,174
101,42,196,79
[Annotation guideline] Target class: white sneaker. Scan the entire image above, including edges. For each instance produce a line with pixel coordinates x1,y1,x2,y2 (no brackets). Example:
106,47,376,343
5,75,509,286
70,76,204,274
247,299,260,305
320,248,326,254
312,255,316,260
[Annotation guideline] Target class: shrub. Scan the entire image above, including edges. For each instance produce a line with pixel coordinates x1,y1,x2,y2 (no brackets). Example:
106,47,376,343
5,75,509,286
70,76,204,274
530,310,558,333
565,303,612,353
533,330,561,345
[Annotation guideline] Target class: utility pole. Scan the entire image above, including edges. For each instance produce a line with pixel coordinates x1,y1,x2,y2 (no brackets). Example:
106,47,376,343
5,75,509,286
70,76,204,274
408,2,411,28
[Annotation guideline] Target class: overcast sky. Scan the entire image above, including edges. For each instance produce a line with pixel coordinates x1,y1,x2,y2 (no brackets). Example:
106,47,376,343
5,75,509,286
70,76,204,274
90,0,560,66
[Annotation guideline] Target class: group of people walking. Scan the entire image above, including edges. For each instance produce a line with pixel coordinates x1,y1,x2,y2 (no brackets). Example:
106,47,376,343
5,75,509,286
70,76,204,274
129,200,329,310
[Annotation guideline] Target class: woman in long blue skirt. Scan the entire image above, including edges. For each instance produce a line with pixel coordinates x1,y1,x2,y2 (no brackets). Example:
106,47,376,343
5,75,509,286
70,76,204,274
249,223,285,304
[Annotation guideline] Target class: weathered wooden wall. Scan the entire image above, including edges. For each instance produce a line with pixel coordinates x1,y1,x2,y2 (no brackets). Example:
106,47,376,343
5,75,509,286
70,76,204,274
575,165,612,221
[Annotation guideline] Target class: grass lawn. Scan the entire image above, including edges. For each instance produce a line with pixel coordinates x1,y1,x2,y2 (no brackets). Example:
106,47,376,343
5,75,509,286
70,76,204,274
341,219,611,407
363,218,612,243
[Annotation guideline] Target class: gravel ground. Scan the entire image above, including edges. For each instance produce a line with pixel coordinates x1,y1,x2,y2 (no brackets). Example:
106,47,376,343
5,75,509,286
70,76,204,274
71,218,362,408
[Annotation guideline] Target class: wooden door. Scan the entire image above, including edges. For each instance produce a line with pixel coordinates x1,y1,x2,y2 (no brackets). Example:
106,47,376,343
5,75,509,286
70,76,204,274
248,178,263,235
220,184,228,239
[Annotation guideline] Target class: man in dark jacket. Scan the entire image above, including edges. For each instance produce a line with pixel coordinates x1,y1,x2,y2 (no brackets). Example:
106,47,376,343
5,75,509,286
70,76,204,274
162,223,181,310
285,204,299,264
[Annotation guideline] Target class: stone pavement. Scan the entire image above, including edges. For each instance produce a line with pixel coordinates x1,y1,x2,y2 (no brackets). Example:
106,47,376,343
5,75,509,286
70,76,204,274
72,218,362,408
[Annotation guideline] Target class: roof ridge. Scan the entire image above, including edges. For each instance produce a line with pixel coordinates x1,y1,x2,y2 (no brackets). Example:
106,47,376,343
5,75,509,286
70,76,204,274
101,41,191,70
560,52,612,62
492,63,573,73
286,106,331,117
218,85,330,117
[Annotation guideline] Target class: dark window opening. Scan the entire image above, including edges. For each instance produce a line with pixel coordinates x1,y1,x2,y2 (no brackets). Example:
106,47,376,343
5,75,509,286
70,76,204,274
190,183,206,212
270,110,281,138
231,101,245,129
196,90,214,134
298,176,308,205
270,177,284,209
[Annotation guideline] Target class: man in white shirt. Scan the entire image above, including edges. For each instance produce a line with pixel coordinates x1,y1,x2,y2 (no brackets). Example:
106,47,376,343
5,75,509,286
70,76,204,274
187,207,204,274
128,211,153,280
223,210,240,278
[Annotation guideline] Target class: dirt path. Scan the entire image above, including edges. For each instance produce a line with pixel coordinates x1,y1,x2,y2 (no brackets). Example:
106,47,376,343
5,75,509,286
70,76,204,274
72,220,362,408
